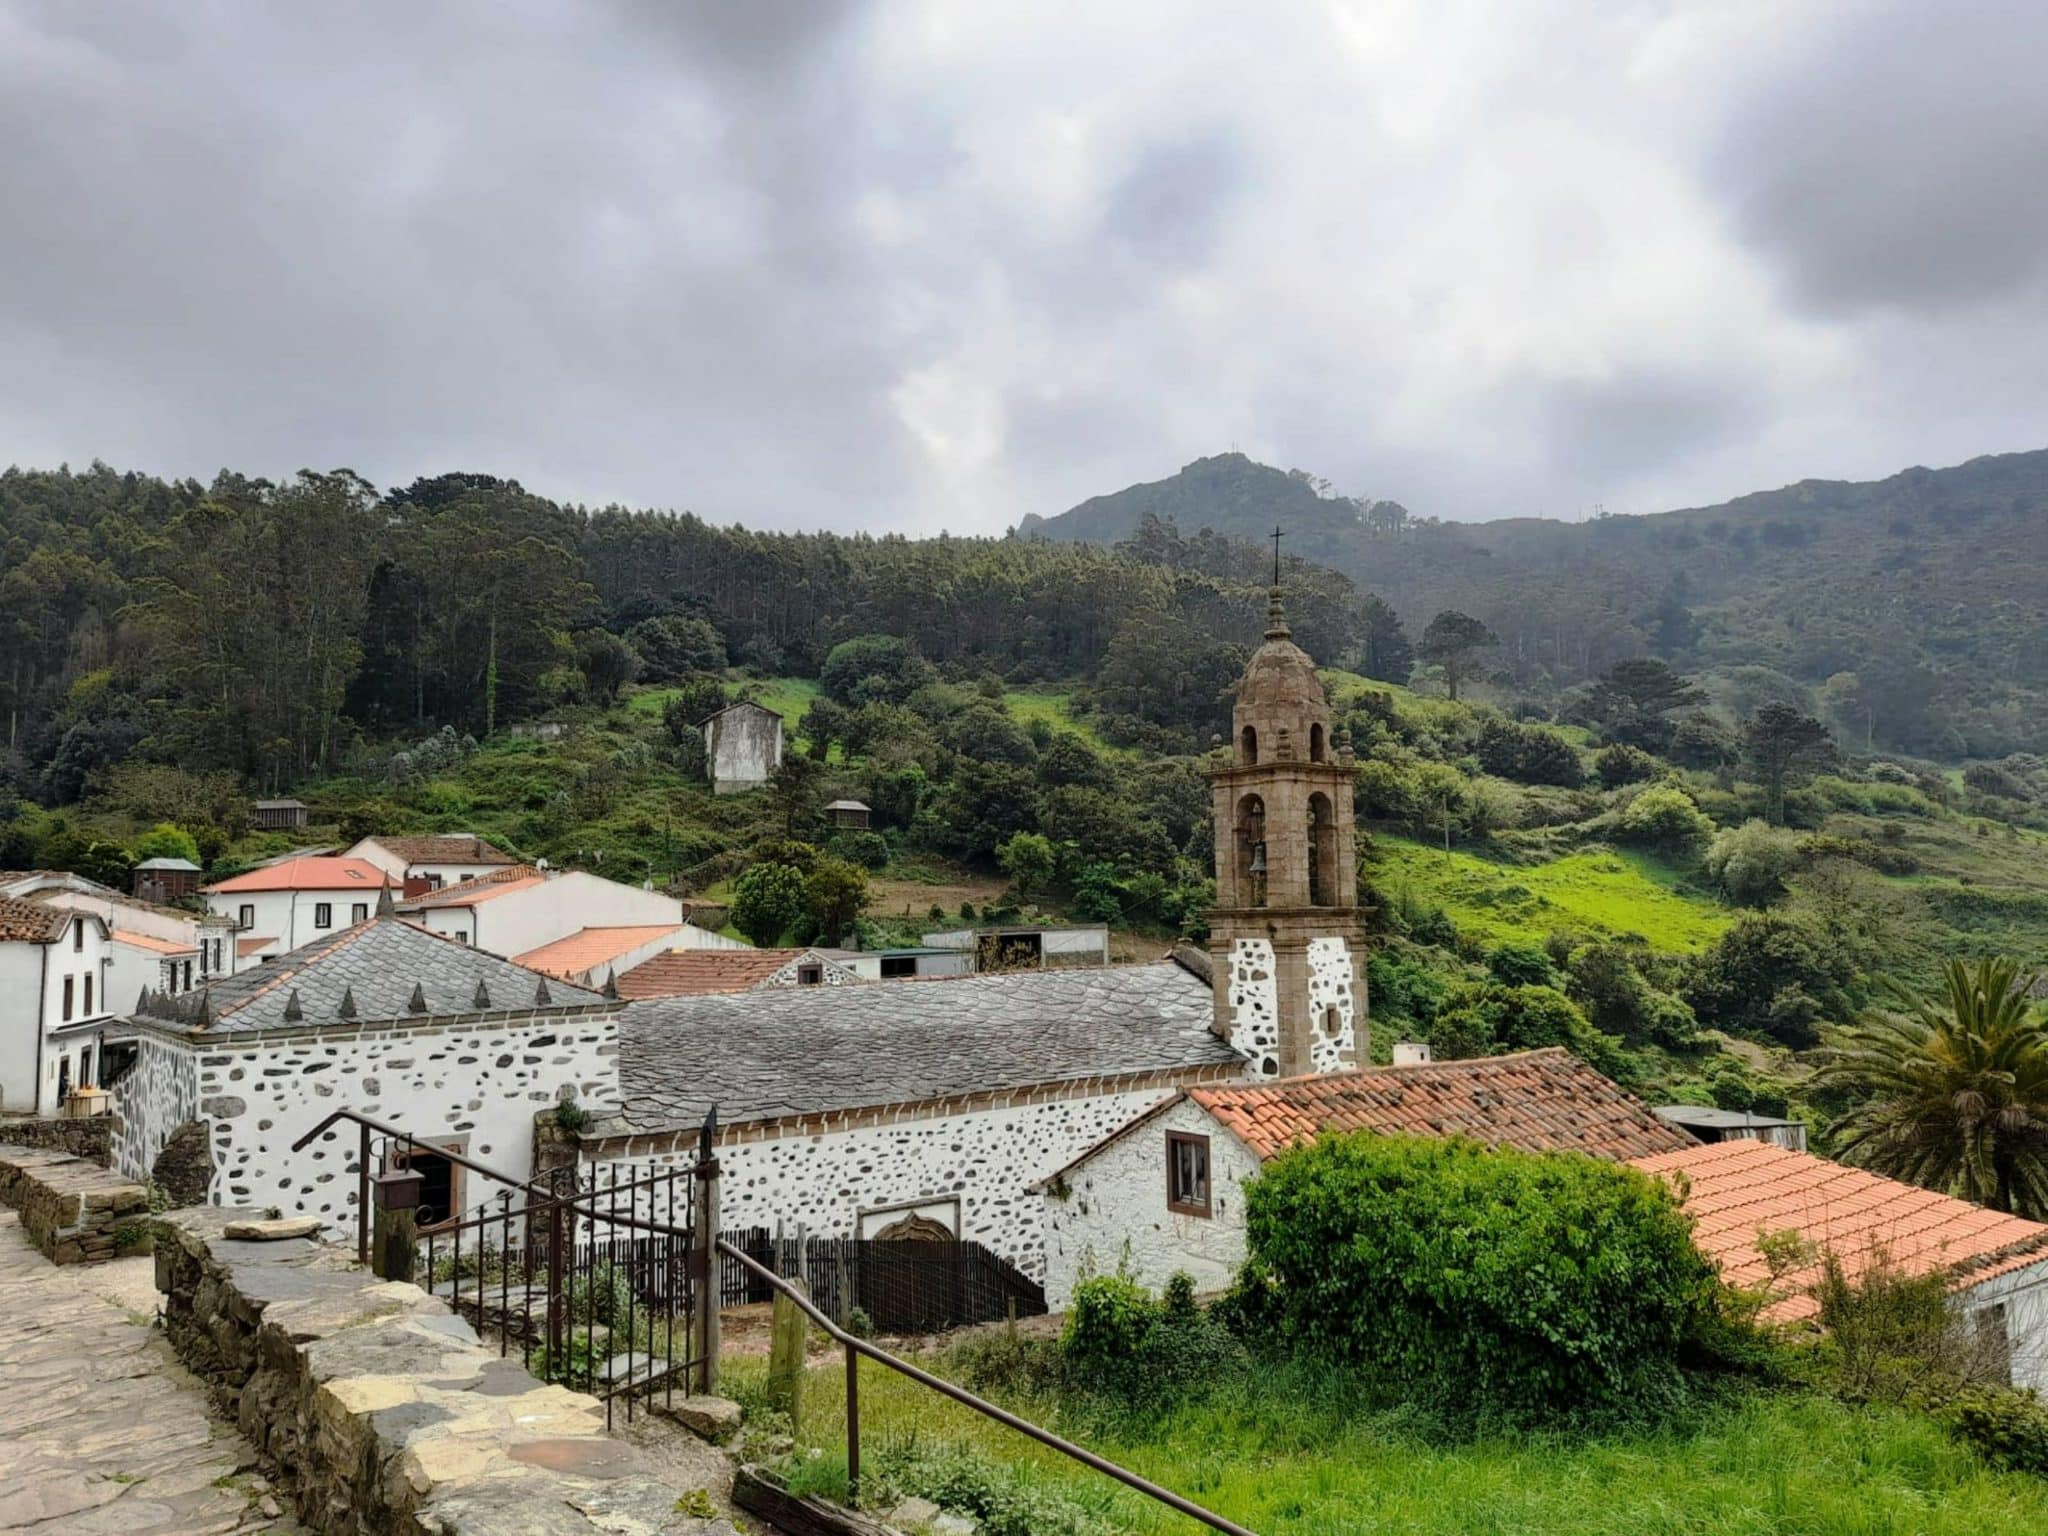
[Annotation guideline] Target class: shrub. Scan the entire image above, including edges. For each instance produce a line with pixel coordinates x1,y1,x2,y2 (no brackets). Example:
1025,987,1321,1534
1595,742,1658,788
1475,718,1585,787
1950,1387,2048,1475
730,861,809,946
1240,1134,1715,1417
1059,1271,1240,1400
1685,914,1849,1048
1616,786,1715,858
1704,819,1805,906
1486,940,1559,988
824,828,890,871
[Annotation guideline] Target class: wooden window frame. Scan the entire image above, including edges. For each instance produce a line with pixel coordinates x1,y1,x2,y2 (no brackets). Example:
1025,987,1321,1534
1166,1131,1213,1218
314,902,333,930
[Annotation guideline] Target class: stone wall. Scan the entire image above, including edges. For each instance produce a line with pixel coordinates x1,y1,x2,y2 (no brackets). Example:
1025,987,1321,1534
151,1206,731,1535
111,1029,201,1181
0,1112,117,1164
0,1143,148,1264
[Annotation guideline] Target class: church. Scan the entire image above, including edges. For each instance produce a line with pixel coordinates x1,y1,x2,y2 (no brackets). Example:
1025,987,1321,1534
106,590,1367,1283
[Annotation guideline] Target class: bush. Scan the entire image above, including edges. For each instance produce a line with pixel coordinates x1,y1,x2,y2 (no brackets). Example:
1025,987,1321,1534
1485,940,1559,988
730,861,809,946
1950,1387,2048,1475
824,828,890,871
1616,785,1716,857
1704,819,1804,906
1475,718,1585,787
1240,1134,1715,1418
1596,742,1658,788
1685,914,1848,1048
1060,1271,1240,1400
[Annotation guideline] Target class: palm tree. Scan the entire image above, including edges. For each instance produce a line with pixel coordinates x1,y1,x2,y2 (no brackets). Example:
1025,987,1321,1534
1816,957,2048,1217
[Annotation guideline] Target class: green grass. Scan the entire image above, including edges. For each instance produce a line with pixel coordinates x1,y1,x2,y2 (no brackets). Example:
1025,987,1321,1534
1371,837,1733,953
730,1355,2048,1536
1001,689,1124,754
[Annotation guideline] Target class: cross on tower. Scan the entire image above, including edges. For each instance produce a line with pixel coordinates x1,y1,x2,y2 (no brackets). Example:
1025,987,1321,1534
1271,524,1283,586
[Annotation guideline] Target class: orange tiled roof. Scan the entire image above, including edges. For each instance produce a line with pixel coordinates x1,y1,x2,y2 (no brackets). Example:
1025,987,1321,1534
0,896,71,943
516,925,682,979
237,936,275,958
1632,1139,2048,1321
112,928,198,956
616,948,807,1000
204,857,390,894
395,866,546,910
1190,1048,1696,1164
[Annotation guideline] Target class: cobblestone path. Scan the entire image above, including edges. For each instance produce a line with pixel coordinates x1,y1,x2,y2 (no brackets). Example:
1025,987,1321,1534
0,1211,301,1534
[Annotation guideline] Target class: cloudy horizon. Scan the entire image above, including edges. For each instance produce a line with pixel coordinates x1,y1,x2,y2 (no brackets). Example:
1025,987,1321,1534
4,0,2045,533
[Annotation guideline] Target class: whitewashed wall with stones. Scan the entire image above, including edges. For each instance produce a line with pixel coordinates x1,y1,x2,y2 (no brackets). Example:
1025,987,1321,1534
1225,938,1279,1076
1305,937,1358,1073
111,1031,203,1181
589,1085,1185,1281
1042,1098,1264,1309
116,1013,622,1235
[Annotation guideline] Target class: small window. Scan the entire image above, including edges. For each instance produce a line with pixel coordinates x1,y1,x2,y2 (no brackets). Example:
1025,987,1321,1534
351,902,369,925
238,904,256,930
1166,1131,1212,1218
84,974,93,1015
1323,1005,1342,1038
72,920,84,952
1309,722,1326,762
181,960,192,991
62,976,75,1022
1240,725,1258,765
314,903,333,929
797,964,824,985
78,1046,93,1089
879,955,917,979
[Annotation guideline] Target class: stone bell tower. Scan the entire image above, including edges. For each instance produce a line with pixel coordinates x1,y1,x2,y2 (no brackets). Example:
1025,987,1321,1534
1207,589,1366,1077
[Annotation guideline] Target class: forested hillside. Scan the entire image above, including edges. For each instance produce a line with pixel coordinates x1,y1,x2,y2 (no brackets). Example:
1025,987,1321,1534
1023,448,2048,756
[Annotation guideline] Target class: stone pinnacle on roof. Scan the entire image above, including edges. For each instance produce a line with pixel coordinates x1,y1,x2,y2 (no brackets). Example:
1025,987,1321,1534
473,979,492,1011
336,985,357,1020
1265,584,1291,641
282,988,303,1022
376,883,396,917
602,969,620,1001
192,988,214,1030
407,982,429,1015
534,977,553,1006
135,986,151,1014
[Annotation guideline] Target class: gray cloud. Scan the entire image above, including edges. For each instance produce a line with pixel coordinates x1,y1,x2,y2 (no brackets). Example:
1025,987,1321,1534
2,1,2045,534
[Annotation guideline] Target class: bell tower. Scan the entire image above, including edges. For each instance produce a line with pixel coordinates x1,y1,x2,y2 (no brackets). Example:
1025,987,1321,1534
1208,588,1365,1077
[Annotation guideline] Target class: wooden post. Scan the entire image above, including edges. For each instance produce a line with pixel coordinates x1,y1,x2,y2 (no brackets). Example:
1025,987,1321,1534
766,1278,809,1430
371,1169,422,1283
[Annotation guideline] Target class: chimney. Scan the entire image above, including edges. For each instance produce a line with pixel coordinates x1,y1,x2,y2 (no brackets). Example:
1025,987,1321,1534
1392,1041,1433,1067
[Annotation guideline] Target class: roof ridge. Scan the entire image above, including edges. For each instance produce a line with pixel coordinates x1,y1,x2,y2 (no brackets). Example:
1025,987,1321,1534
215,918,386,1020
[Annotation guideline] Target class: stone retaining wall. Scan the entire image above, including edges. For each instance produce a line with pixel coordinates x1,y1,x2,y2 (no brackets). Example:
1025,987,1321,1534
0,1113,117,1164
0,1143,148,1263
151,1206,733,1536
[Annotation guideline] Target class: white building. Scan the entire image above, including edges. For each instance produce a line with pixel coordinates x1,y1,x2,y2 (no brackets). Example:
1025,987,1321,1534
613,946,864,999
1037,1049,1694,1307
395,866,732,964
700,700,783,794
343,833,520,892
922,924,1110,972
108,914,623,1230
0,896,116,1116
203,855,393,961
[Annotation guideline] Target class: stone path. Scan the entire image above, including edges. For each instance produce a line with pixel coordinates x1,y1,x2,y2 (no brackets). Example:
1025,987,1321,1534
0,1211,301,1534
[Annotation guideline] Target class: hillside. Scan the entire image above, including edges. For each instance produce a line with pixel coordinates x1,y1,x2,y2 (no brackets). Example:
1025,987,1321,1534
1022,448,2048,756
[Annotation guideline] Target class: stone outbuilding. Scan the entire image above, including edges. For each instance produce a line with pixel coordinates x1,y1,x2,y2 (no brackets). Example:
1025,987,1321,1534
700,700,784,794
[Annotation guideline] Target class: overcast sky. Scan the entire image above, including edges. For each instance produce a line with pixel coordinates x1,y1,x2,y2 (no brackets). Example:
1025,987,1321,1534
4,1,2045,533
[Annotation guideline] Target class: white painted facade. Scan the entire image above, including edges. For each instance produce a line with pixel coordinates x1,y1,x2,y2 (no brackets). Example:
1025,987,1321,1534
111,1009,623,1236
703,702,784,795
587,1083,1187,1281
408,871,684,959
0,908,115,1116
1305,936,1359,1075
1962,1262,2048,1394
208,883,383,960
1225,937,1280,1077
1043,1097,1262,1308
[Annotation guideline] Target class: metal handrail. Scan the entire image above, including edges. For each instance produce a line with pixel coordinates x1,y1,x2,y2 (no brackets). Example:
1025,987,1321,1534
715,1238,1260,1536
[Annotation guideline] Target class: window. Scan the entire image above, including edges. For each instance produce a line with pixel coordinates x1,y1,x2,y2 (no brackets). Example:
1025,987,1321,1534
1166,1131,1212,1217
1324,1005,1342,1038
72,920,84,952
62,976,75,1022
879,955,917,979
314,902,333,929
238,904,256,930
351,903,369,925
77,1046,93,1089
83,974,93,1015
181,960,192,991
1309,722,1326,762
1240,725,1258,765
797,964,824,985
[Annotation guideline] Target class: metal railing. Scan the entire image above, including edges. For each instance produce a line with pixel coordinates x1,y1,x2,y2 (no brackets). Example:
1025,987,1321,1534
715,1238,1260,1536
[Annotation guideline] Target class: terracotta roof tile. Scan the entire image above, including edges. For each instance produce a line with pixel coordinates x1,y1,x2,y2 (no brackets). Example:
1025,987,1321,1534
516,925,683,979
394,866,546,910
616,948,807,999
204,856,391,894
368,834,517,866
0,896,71,943
1189,1048,1695,1164
1631,1140,2048,1321
112,929,198,956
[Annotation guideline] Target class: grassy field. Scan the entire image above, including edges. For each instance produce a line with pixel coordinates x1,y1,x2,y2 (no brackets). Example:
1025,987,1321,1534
1370,837,1733,953
729,1354,2048,1536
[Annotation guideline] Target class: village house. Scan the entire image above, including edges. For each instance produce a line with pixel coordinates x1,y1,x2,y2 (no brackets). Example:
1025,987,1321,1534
1653,1102,1809,1151
5,868,243,1001
395,865,746,967
1636,1139,2048,1393
251,797,310,830
810,944,968,981
106,911,622,1226
203,855,392,962
700,699,783,794
343,832,520,894
132,855,204,904
1038,1049,1694,1305
613,946,864,999
0,896,116,1116
922,922,1110,972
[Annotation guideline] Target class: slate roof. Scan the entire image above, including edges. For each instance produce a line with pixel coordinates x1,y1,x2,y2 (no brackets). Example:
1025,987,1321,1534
204,856,390,894
368,834,517,867
0,896,72,943
516,925,683,979
395,866,546,910
131,915,607,1033
1188,1049,1696,1164
1633,1139,2048,1322
613,961,1231,1130
615,948,810,1000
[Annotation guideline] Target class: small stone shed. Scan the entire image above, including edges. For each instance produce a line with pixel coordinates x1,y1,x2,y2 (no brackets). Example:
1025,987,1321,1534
699,700,784,794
